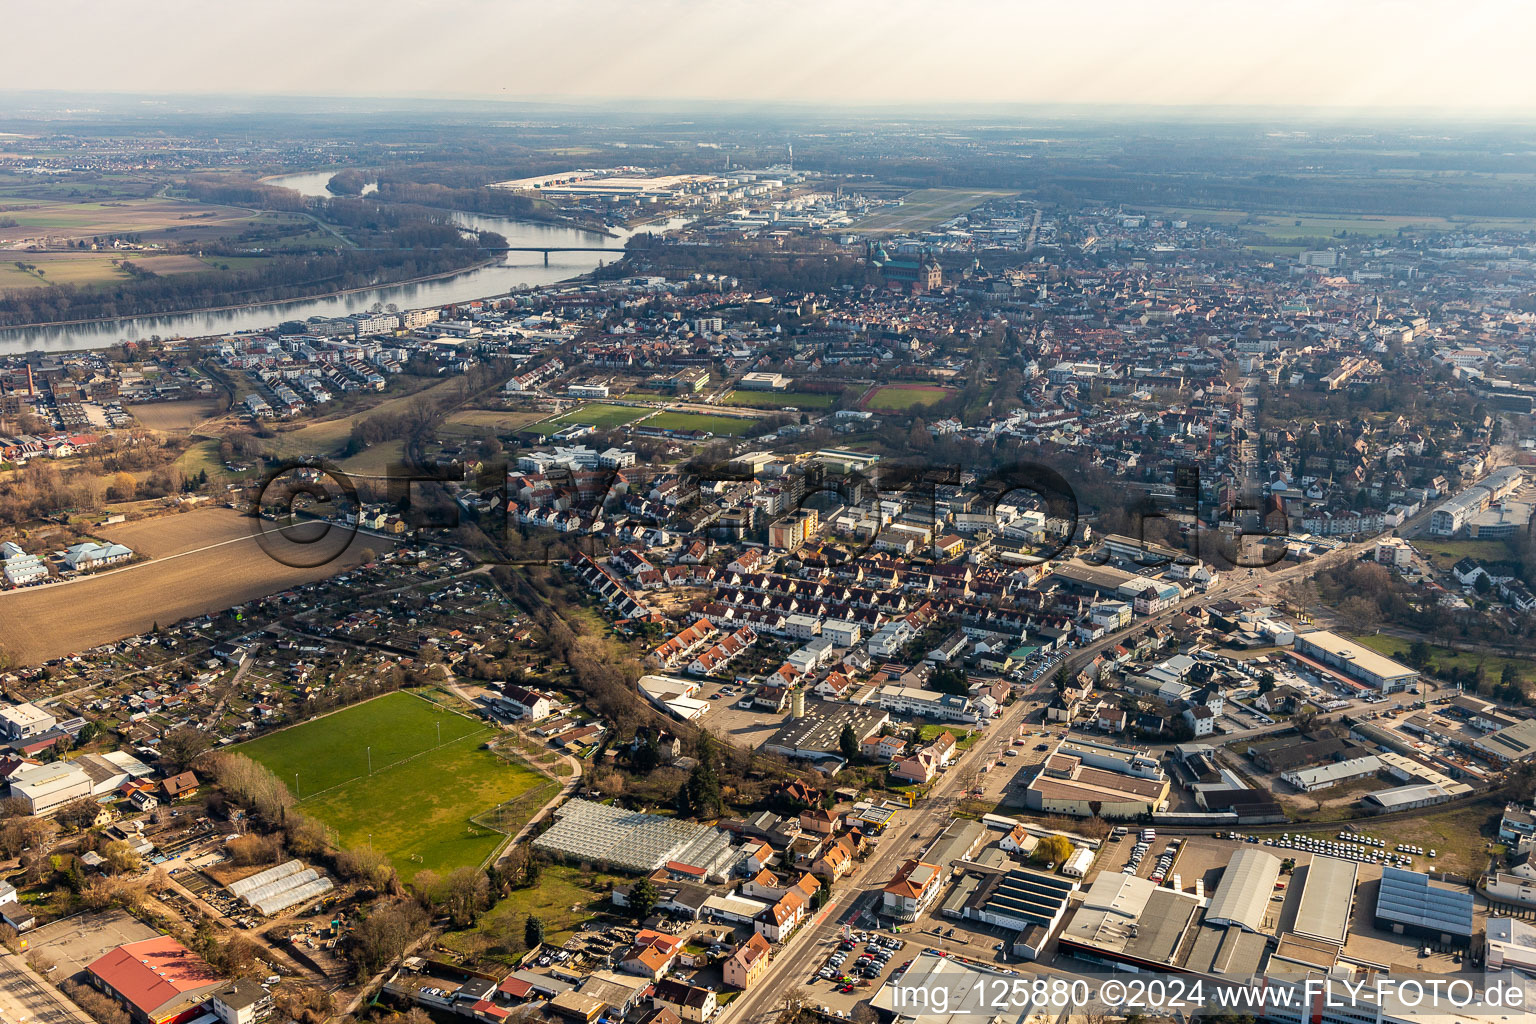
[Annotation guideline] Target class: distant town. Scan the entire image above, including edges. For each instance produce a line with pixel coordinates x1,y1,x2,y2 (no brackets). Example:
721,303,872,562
1,107,1536,1024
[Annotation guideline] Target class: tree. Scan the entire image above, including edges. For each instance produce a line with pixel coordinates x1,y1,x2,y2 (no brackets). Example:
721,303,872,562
525,915,546,949
348,900,428,977
839,723,860,763
1032,834,1074,867
0,815,57,858
57,795,102,832
929,667,970,696
336,845,396,893
159,726,213,775
434,866,491,928
101,839,143,875
1052,664,1072,693
629,877,659,919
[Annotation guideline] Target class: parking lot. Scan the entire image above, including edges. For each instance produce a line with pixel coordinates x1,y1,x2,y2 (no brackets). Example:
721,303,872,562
690,682,785,749
805,928,913,1003
975,723,1058,806
23,908,158,981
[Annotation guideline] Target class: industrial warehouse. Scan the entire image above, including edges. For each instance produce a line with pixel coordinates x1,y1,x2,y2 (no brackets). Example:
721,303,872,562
1024,737,1171,818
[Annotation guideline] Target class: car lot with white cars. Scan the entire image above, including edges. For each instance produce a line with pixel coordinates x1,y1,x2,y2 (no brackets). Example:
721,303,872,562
1229,828,1433,868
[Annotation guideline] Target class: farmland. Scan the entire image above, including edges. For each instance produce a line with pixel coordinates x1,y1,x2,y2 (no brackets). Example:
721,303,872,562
0,507,382,665
852,187,1018,233
720,390,834,410
127,398,226,433
0,197,264,246
1135,205,1536,255
530,403,648,434
643,411,754,436
0,252,263,294
436,408,549,438
239,691,553,880
861,383,957,412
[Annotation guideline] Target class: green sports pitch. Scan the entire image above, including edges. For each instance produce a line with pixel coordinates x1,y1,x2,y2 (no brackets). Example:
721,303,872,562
644,411,755,436
238,691,552,880
720,390,834,410
531,402,649,434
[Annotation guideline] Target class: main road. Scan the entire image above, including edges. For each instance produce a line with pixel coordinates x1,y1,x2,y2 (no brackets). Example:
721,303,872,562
0,949,92,1024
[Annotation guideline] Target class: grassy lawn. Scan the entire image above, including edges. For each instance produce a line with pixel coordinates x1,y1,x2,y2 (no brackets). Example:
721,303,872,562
720,390,833,410
439,863,616,958
1354,633,1536,686
437,409,549,437
531,403,649,434
644,411,754,436
862,384,957,412
173,438,251,484
1414,538,1520,569
239,692,547,880
1287,798,1503,878
335,438,407,477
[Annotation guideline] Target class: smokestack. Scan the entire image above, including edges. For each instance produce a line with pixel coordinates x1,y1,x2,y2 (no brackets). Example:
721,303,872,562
791,690,805,719
26,365,35,396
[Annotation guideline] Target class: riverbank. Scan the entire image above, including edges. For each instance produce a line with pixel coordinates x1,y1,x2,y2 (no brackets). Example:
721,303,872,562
0,252,509,334
259,169,616,237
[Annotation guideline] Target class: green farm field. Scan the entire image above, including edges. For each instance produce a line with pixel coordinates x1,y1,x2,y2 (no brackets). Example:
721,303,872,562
852,187,1017,233
239,691,552,880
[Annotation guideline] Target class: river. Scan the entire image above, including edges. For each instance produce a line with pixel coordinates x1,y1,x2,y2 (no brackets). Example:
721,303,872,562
0,171,686,355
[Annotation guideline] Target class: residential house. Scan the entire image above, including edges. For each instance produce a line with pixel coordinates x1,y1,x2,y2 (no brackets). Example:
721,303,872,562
882,859,944,922
722,933,772,991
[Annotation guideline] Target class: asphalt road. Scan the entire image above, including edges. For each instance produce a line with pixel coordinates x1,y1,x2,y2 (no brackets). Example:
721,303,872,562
724,692,1041,1024
0,950,91,1024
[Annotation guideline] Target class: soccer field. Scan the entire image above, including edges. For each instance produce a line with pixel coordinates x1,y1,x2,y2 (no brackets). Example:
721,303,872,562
861,383,957,412
720,390,834,410
239,691,552,879
644,411,754,436
532,402,649,434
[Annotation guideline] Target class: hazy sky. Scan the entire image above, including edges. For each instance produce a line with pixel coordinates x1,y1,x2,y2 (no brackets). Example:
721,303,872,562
8,0,1536,112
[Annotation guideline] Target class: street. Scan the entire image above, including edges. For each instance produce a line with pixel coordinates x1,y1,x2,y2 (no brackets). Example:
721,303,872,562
0,951,91,1024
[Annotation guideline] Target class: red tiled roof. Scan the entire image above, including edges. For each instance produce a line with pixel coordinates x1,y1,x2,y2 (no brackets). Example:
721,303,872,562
87,936,222,1019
